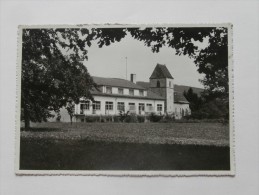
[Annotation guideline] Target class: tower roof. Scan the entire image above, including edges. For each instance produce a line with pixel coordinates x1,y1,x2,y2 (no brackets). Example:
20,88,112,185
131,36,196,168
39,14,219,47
149,64,174,79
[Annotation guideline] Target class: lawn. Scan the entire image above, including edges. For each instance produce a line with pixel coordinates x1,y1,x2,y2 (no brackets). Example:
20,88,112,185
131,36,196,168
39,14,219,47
21,122,229,147
20,122,230,170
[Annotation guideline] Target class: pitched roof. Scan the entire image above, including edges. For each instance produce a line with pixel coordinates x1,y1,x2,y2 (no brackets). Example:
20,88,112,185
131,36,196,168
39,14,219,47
149,64,174,79
174,92,189,104
136,81,203,104
93,76,145,90
136,81,150,89
137,81,204,97
174,85,204,96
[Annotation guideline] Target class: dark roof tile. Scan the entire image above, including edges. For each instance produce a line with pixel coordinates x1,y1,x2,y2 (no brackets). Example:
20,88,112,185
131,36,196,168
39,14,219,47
149,64,174,79
93,76,145,90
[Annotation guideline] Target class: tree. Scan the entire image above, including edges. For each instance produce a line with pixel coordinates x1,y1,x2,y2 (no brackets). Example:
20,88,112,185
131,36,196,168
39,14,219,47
183,88,203,111
127,27,229,97
21,29,96,128
66,100,75,125
21,28,128,128
21,26,229,127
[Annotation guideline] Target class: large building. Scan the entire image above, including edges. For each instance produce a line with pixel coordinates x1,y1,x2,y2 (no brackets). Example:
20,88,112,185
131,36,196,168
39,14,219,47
53,64,192,122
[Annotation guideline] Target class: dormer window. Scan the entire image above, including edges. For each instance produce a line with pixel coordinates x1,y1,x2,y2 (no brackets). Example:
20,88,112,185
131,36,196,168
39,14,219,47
139,90,144,96
129,89,134,96
106,87,112,94
157,80,160,87
118,88,124,95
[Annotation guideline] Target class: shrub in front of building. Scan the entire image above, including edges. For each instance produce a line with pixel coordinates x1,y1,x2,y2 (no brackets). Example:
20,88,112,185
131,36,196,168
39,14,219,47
124,114,139,123
137,115,146,123
149,113,163,122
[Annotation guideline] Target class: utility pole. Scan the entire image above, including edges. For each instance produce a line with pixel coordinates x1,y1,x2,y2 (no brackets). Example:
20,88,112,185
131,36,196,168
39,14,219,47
125,57,127,80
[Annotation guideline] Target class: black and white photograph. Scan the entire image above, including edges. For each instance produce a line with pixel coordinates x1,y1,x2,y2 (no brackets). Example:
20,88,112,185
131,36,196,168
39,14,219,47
16,24,233,175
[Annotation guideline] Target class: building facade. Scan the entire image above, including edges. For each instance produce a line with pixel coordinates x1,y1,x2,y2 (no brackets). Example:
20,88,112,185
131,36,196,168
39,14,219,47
50,64,191,122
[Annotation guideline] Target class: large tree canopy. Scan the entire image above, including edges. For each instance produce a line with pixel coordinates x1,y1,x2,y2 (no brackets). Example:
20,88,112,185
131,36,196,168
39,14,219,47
21,26,229,127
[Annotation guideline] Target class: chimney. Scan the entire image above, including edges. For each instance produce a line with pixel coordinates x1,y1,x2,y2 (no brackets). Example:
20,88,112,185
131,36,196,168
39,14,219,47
130,73,136,83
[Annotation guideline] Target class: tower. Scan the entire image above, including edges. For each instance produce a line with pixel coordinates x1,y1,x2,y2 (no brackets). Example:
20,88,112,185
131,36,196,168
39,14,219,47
149,64,174,114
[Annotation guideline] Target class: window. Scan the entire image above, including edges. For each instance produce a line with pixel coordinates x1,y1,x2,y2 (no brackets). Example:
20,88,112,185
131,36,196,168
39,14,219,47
157,80,160,87
106,87,112,94
139,90,144,96
157,104,163,112
117,102,125,111
139,103,145,111
98,86,103,92
105,101,113,110
92,101,101,110
129,103,136,111
129,89,134,96
80,101,90,114
146,103,153,112
169,81,171,88
118,88,124,95
80,101,90,110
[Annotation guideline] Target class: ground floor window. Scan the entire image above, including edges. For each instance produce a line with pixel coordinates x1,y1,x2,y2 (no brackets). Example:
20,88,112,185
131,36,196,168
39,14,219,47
146,103,153,112
139,103,145,114
117,102,125,111
80,101,90,110
139,103,145,111
80,101,90,114
105,101,113,110
129,103,136,111
92,101,101,110
157,104,163,112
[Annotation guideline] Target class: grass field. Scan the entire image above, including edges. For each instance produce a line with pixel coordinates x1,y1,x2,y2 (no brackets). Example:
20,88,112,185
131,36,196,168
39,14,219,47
21,122,229,146
20,122,230,170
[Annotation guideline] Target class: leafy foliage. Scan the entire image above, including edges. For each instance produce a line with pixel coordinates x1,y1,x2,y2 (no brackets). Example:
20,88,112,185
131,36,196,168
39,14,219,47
21,26,229,127
66,100,75,124
21,29,97,127
184,87,228,120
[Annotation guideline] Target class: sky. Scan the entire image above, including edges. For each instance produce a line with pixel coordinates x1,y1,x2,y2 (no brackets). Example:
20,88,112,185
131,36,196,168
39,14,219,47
83,32,205,89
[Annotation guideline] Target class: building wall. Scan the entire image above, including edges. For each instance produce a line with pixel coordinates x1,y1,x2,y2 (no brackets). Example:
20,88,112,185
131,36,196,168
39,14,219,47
174,103,191,119
165,78,174,114
149,78,174,114
75,95,165,116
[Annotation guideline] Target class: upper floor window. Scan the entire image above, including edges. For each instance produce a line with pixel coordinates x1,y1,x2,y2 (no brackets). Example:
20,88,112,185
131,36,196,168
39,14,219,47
118,88,124,95
106,87,112,94
157,80,160,87
98,86,103,92
169,81,171,88
129,89,134,96
139,90,144,96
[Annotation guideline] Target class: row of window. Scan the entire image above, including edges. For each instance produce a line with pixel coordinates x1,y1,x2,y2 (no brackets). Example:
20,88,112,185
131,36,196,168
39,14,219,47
105,87,144,96
80,101,163,112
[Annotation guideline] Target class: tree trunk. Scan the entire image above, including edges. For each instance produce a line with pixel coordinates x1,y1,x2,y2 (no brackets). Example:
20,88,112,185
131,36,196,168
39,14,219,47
70,115,73,125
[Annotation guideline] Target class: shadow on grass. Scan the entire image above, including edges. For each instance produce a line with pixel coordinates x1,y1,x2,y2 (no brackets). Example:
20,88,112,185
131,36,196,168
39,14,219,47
20,138,230,171
21,127,62,132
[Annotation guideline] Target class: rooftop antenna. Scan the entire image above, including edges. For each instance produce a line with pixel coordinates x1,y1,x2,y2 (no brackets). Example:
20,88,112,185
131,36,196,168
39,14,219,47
125,57,128,80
